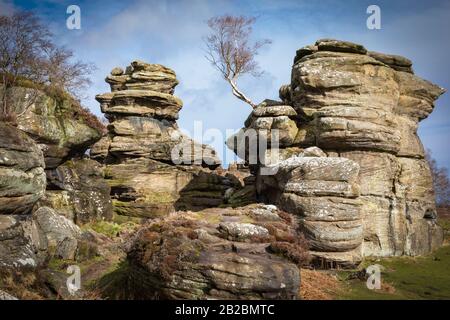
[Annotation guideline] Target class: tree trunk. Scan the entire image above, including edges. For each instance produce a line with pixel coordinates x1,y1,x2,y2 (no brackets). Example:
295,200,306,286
227,78,256,109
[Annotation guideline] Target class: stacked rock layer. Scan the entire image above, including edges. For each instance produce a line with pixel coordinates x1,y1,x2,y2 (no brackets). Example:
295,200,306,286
0,123,47,268
230,39,445,265
126,204,301,299
92,61,226,218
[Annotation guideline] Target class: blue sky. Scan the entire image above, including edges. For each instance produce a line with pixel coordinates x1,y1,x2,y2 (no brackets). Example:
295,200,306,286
1,0,449,168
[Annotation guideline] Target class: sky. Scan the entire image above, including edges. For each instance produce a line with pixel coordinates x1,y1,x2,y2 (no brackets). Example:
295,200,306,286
1,0,449,169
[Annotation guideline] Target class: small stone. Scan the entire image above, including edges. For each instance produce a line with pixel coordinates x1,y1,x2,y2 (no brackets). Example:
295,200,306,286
111,67,124,76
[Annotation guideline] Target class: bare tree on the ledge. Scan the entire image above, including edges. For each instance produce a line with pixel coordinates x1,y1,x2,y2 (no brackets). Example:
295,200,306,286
0,11,94,123
204,15,271,109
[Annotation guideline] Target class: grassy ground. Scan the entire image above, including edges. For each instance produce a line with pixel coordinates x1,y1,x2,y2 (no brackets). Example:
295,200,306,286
301,213,450,300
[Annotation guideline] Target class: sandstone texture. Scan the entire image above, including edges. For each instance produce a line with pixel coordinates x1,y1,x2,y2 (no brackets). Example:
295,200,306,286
5,87,104,169
126,204,305,299
260,153,363,267
38,158,113,224
0,123,47,269
92,60,237,218
34,206,82,260
0,123,46,214
230,39,445,266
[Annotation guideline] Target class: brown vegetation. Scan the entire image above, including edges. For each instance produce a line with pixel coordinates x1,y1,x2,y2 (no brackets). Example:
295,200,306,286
299,269,341,300
0,268,50,300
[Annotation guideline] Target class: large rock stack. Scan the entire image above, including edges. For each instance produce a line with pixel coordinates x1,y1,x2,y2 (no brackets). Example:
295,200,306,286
262,153,363,267
287,39,444,258
229,39,445,265
92,61,226,218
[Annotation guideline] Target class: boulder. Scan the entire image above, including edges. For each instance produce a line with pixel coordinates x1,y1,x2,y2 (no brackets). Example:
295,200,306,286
0,123,46,214
9,87,104,169
315,39,367,55
232,39,446,265
34,207,81,260
368,51,413,73
40,159,113,224
261,155,363,267
126,204,304,299
0,214,47,268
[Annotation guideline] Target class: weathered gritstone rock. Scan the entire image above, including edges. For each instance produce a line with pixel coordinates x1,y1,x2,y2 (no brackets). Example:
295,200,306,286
93,60,228,218
38,159,113,224
260,155,363,267
126,204,304,299
288,39,445,259
106,60,179,94
34,207,82,260
0,123,48,269
227,99,299,164
0,123,46,215
230,39,445,266
4,87,103,169
0,214,48,269
0,290,18,300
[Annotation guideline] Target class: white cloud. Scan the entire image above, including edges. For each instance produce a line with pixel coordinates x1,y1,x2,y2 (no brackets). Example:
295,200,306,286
45,0,449,168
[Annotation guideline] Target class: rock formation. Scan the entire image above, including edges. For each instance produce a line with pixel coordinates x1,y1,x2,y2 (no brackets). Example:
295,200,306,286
34,206,82,260
38,158,113,224
92,60,232,218
0,123,47,268
7,86,104,169
2,85,112,225
126,204,304,299
229,39,445,266
261,153,363,266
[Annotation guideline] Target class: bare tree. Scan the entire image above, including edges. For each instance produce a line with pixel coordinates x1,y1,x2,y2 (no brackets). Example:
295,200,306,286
0,11,94,122
426,149,450,207
204,15,271,109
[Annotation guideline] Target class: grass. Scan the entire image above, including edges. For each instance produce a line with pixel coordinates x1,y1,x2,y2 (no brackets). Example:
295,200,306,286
82,219,140,239
88,261,136,300
333,214,450,300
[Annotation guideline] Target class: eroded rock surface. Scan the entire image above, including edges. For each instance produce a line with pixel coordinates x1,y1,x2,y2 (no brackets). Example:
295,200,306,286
229,39,445,266
126,204,305,299
0,123,47,269
5,87,104,169
0,123,46,214
38,158,113,224
92,61,235,218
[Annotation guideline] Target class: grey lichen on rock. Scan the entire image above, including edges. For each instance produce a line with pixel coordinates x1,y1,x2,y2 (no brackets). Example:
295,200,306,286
92,60,226,218
125,204,304,299
229,38,446,267
7,87,104,169
38,158,113,224
0,123,46,215
34,206,82,260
